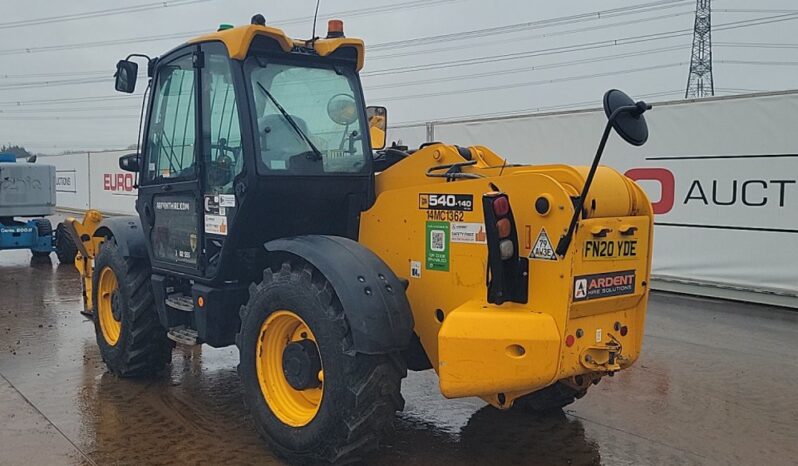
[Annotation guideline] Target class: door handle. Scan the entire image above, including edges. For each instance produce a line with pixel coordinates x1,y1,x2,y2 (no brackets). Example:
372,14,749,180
161,184,172,192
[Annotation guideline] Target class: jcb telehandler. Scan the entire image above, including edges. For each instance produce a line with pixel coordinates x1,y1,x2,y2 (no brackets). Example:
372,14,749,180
67,15,654,463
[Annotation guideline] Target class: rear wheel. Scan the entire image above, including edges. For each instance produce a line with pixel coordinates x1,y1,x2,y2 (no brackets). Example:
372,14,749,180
238,260,406,463
93,240,172,377
54,222,78,264
511,382,587,412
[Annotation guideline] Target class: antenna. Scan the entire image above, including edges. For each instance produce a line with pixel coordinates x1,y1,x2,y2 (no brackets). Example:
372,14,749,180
311,0,321,42
685,0,714,98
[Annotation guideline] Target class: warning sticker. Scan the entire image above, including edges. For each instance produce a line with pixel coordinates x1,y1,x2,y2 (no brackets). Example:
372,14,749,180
205,214,228,236
425,221,450,271
451,222,487,244
573,270,636,302
529,228,557,261
410,260,422,278
219,194,236,208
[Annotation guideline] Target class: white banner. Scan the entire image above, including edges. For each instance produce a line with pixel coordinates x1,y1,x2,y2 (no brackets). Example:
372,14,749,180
39,153,89,211
87,150,137,215
428,91,798,297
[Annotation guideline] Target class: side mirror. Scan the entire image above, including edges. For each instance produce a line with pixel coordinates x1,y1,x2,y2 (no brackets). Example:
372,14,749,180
119,153,141,172
115,60,138,93
366,105,387,150
26,155,37,163
603,89,650,146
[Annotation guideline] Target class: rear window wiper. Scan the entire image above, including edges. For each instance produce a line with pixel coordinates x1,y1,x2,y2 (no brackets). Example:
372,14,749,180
256,82,323,161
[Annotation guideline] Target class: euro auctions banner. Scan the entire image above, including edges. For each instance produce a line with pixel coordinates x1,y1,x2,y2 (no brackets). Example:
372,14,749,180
427,91,798,298
41,150,137,215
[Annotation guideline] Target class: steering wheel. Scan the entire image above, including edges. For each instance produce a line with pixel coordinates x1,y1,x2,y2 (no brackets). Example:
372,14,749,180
208,138,240,188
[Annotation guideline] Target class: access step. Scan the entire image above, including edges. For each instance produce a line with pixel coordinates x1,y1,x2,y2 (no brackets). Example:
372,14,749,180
167,325,199,346
165,293,194,312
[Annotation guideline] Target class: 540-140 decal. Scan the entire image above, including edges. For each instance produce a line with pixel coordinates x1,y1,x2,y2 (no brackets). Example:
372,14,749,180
419,193,473,211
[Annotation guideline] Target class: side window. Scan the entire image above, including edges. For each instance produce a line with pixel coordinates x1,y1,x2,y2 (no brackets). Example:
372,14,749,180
203,52,243,195
144,54,197,182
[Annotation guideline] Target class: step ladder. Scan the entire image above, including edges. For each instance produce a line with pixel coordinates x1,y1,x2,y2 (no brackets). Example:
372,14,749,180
167,325,199,345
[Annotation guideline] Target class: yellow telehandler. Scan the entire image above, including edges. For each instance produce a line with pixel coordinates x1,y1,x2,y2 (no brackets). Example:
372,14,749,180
66,15,654,463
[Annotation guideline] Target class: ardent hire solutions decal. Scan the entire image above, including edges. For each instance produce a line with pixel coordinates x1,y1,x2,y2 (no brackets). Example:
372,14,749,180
573,270,636,301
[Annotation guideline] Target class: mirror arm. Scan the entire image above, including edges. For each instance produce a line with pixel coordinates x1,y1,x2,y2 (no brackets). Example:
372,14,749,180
554,101,650,256
555,118,614,257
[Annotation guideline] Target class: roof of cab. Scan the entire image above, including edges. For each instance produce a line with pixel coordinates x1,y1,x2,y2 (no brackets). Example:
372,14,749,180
187,24,365,70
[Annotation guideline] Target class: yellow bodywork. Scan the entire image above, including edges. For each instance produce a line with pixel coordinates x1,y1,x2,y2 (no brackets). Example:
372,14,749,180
188,24,365,70
64,210,105,314
359,144,653,408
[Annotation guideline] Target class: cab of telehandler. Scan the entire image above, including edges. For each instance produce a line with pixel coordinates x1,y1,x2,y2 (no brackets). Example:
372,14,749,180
112,19,396,348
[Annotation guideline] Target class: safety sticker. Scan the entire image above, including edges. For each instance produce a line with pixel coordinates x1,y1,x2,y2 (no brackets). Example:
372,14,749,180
410,260,422,278
204,214,228,236
451,222,487,244
529,228,557,261
218,194,236,208
419,193,473,211
425,221,450,271
573,270,636,302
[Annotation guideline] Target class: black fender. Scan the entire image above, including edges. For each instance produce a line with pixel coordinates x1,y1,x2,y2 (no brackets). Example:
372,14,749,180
94,216,148,258
265,235,414,355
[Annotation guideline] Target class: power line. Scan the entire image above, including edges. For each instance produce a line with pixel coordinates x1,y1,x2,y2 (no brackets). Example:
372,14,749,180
0,0,214,30
363,12,798,78
391,90,685,127
365,44,688,91
371,63,685,103
368,9,695,62
715,41,798,49
0,0,462,57
369,0,693,51
717,59,798,66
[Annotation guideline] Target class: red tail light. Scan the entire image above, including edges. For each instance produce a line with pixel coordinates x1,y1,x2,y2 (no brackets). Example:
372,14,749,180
492,196,509,216
496,218,511,238
482,191,528,305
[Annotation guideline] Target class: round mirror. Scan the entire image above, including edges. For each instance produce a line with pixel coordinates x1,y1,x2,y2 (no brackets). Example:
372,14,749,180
327,94,358,126
603,89,648,146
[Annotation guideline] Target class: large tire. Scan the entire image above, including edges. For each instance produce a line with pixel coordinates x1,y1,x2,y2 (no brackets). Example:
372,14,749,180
54,222,78,264
510,382,587,413
238,260,406,464
92,240,172,377
31,219,52,258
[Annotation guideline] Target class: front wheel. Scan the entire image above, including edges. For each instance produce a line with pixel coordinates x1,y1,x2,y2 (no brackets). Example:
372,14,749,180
92,240,172,377
238,261,406,463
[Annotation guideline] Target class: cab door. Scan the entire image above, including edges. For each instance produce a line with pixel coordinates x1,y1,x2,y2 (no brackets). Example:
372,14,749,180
138,46,203,274
197,42,246,279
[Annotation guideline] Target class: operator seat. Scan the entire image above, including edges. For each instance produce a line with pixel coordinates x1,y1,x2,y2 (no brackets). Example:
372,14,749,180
257,114,313,170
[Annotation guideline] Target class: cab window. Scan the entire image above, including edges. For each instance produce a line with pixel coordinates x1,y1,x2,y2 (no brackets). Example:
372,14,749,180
203,51,243,195
247,59,368,175
144,54,197,182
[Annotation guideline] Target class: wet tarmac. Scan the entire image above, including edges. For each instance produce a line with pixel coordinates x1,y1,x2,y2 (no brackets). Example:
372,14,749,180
1,247,797,465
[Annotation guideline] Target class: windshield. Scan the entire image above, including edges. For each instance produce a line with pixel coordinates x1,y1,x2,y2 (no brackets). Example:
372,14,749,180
247,59,369,174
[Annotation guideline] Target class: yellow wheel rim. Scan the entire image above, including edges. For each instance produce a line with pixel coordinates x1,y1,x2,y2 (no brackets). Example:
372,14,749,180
97,266,122,346
256,310,323,427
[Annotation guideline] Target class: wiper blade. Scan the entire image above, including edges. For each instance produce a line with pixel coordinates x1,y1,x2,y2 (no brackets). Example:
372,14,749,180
256,82,323,161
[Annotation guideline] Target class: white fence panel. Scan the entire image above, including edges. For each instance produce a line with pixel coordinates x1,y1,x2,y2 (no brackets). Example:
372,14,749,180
39,153,90,211
432,92,798,298
88,150,138,215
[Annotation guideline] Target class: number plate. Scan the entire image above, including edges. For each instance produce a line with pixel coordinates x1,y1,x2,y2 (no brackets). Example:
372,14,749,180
583,239,638,261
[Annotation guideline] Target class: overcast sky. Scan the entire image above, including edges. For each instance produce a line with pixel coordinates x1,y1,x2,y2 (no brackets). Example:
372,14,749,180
0,0,796,154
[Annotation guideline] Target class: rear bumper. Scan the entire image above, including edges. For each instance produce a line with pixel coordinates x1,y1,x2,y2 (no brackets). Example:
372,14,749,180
437,299,643,400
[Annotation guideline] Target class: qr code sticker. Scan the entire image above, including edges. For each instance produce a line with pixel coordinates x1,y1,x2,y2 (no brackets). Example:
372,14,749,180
430,229,445,252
